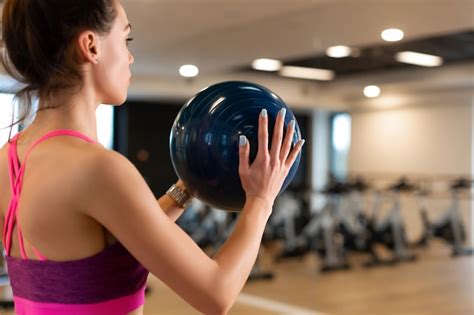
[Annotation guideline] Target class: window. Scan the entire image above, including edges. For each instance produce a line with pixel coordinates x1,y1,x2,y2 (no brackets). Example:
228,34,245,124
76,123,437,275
330,113,351,180
96,104,114,149
0,93,18,147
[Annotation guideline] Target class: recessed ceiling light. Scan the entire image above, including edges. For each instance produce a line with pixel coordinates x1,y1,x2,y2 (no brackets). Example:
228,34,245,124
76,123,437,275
326,45,352,58
179,64,199,78
252,58,283,71
279,66,335,81
395,51,443,67
381,28,404,42
363,85,381,98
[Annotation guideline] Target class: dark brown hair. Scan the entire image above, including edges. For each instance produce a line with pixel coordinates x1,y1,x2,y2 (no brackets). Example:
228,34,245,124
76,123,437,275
1,0,117,139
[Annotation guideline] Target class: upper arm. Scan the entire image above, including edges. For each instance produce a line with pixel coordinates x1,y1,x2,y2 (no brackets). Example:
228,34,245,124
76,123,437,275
78,150,226,313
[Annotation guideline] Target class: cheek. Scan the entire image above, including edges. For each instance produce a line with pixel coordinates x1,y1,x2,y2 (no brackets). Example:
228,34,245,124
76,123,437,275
105,46,130,84
97,46,131,103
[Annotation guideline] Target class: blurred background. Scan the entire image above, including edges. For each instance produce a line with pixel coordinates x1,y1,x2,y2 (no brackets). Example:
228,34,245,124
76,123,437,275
1,0,473,314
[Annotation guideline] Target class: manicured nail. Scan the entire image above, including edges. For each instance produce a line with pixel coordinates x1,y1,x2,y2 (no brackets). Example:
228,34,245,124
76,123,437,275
239,135,247,146
280,108,286,118
289,120,296,129
261,109,267,118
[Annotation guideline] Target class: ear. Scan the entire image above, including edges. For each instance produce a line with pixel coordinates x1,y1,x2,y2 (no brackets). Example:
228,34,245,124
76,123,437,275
77,31,101,64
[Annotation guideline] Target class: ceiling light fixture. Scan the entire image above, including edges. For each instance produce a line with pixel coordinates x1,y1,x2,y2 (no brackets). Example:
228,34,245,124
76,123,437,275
326,45,352,58
279,66,335,81
179,64,199,78
395,51,443,67
363,85,381,98
381,28,404,42
252,58,283,71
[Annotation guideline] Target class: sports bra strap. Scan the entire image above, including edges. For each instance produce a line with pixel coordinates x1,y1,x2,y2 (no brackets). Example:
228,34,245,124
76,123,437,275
21,130,96,171
3,129,97,260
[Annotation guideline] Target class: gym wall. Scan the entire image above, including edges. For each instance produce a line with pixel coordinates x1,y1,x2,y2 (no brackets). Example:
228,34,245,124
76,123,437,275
349,102,472,175
348,101,473,243
114,101,311,198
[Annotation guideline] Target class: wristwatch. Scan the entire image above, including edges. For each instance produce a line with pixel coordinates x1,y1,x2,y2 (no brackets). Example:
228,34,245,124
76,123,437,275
166,184,191,208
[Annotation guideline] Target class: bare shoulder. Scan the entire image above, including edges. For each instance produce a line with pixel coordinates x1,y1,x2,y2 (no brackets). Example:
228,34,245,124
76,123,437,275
73,144,151,216
79,144,130,172
73,144,136,193
77,145,139,192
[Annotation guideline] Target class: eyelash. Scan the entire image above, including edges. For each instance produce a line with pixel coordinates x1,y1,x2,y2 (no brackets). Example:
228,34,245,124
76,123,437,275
126,37,134,46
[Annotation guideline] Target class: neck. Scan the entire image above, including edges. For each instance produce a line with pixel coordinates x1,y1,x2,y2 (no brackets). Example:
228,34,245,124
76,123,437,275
24,88,100,141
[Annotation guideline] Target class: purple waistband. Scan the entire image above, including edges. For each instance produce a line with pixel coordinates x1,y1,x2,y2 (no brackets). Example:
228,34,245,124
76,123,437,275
6,242,149,304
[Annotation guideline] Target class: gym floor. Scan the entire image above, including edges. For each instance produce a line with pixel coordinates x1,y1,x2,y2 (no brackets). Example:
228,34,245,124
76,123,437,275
141,243,473,315
1,241,472,315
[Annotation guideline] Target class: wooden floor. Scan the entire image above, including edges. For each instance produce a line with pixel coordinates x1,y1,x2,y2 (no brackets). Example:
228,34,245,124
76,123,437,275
1,242,473,314
144,243,473,315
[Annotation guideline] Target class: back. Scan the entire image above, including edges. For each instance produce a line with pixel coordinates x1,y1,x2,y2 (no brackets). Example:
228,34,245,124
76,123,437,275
0,132,113,260
0,130,149,315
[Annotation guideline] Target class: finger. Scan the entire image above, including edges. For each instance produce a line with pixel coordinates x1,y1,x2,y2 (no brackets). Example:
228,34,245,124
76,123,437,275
257,109,269,158
270,108,286,161
238,135,250,173
285,139,305,169
280,119,296,162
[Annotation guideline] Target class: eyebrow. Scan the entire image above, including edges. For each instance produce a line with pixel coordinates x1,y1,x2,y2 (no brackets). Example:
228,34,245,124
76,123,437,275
125,23,132,31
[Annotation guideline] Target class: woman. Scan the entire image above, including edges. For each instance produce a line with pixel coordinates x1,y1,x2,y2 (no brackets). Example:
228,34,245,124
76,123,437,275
0,0,304,314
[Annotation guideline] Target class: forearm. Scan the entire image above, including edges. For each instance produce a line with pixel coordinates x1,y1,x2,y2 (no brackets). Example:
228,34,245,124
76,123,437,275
157,194,185,222
212,198,272,310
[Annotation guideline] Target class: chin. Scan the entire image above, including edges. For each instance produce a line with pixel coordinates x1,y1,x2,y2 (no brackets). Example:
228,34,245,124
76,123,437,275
116,95,128,105
103,91,128,105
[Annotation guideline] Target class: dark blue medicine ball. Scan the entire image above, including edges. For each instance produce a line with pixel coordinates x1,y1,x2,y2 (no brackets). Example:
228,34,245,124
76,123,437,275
169,81,301,211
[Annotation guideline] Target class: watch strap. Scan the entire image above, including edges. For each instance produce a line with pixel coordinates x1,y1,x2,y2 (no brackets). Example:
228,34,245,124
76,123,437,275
166,184,191,207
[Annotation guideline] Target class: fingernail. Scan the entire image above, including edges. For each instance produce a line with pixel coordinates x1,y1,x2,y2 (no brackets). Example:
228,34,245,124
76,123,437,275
290,120,296,129
280,108,286,118
261,109,267,118
239,135,247,146
300,139,306,146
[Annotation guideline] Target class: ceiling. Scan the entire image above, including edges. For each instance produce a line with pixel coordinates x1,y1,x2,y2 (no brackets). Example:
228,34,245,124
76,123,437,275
121,0,474,76
244,30,474,77
121,0,474,110
1,0,473,110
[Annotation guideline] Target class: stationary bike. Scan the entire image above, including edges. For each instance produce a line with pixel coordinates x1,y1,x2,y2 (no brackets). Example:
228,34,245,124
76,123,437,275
364,177,417,266
337,177,371,254
416,178,474,256
301,181,352,272
271,190,312,261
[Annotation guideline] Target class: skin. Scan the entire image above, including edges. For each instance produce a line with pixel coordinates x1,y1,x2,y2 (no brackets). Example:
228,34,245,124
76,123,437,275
0,1,304,314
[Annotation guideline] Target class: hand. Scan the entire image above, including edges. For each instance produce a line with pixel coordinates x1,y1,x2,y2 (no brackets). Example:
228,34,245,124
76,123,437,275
238,108,305,209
